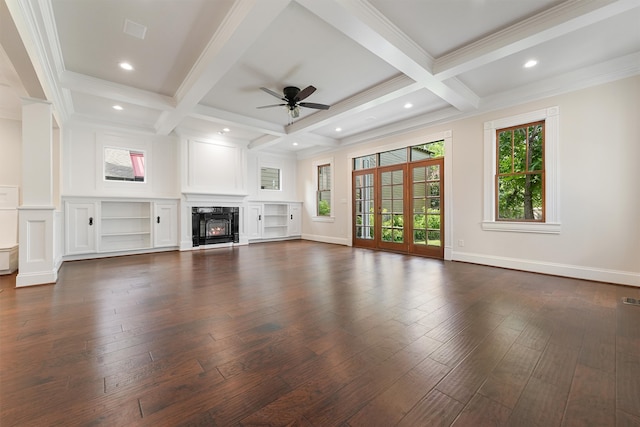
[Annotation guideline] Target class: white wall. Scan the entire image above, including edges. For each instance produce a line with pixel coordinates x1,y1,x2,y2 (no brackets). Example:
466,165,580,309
0,117,21,189
62,124,179,199
297,76,640,286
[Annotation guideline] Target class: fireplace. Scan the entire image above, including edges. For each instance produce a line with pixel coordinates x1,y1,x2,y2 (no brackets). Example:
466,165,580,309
192,207,239,246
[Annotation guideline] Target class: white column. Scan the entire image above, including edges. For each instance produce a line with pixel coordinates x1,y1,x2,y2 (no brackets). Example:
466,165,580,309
16,98,57,287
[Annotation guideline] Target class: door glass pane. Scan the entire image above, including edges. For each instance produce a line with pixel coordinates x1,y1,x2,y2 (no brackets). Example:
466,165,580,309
380,169,404,243
412,164,441,247
354,173,375,240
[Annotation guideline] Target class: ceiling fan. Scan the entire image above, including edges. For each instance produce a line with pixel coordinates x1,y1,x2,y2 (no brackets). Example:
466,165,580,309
257,85,330,119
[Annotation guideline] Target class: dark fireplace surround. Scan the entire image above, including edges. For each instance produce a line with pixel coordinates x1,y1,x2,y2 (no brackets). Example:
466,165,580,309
192,207,239,246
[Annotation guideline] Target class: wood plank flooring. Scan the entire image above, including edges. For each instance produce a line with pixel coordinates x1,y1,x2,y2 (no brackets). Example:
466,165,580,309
1,240,639,426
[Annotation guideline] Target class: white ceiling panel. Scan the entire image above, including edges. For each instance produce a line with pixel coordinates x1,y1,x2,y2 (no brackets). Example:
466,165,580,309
51,0,233,95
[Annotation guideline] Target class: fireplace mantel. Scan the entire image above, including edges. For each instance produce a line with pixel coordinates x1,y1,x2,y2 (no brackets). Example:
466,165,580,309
182,192,248,205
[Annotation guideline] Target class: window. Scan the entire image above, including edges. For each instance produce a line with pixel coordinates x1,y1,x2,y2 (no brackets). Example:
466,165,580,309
496,121,544,221
483,107,560,233
353,154,377,170
317,164,331,216
379,148,407,166
104,147,145,182
411,140,444,161
260,167,280,190
313,158,334,221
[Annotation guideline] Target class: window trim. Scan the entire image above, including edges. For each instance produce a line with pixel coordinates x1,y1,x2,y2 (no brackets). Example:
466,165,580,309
313,157,334,222
483,106,560,234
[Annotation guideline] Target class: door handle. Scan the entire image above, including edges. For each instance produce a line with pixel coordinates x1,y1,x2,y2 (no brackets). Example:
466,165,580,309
290,214,293,220
157,216,160,224
89,217,93,226
258,215,261,220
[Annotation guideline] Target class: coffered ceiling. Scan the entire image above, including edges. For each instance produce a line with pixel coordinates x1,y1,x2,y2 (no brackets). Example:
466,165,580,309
2,0,639,156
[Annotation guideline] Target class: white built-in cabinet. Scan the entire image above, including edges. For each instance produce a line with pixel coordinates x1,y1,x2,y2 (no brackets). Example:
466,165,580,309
154,202,179,247
64,198,178,257
247,202,302,241
288,203,302,236
65,202,97,255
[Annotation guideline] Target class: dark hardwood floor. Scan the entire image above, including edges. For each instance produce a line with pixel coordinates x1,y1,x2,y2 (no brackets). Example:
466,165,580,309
1,240,639,426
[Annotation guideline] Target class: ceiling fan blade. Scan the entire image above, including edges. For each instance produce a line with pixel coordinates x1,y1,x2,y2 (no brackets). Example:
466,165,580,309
299,102,330,110
295,85,316,102
256,104,286,109
260,87,285,100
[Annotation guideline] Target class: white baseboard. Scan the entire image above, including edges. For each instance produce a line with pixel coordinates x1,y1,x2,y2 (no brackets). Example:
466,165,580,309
16,269,58,287
301,234,350,246
452,251,640,287
63,247,178,261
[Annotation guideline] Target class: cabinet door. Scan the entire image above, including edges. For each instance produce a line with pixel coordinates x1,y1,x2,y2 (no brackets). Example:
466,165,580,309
288,203,302,236
247,203,263,239
66,202,97,255
154,203,178,247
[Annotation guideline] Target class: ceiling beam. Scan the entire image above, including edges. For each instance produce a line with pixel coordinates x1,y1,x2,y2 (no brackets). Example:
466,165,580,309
190,104,287,137
60,71,176,111
248,131,339,151
154,0,290,135
433,0,640,80
286,74,422,134
296,0,479,111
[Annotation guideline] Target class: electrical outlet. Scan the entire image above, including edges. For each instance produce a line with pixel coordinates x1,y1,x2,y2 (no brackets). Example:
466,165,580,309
458,239,465,247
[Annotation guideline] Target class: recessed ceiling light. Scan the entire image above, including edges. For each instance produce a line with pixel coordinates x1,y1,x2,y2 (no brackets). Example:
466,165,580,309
292,142,298,146
335,127,342,132
112,105,123,111
222,128,230,133
524,59,538,68
404,103,413,109
119,62,134,71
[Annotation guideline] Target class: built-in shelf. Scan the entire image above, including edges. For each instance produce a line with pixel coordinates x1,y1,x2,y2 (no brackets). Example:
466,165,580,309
248,202,302,241
100,201,152,251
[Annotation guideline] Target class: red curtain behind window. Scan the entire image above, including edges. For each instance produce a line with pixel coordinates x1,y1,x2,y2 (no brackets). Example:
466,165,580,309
130,152,145,179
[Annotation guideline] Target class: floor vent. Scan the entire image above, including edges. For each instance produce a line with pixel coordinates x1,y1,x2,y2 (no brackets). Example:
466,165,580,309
622,297,640,306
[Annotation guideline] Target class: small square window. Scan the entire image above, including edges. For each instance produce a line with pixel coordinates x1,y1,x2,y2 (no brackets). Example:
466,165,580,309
260,167,280,190
104,147,145,182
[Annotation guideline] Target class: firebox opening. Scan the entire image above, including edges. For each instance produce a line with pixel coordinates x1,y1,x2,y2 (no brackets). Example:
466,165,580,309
192,207,239,246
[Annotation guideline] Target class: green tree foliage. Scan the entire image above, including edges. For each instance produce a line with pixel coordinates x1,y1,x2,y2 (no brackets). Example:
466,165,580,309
497,123,543,220
318,199,330,216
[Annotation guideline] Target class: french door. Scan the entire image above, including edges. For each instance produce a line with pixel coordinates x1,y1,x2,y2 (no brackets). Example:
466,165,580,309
353,158,444,259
